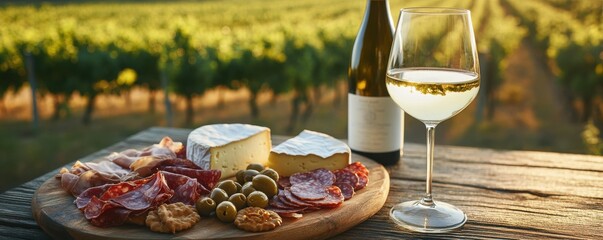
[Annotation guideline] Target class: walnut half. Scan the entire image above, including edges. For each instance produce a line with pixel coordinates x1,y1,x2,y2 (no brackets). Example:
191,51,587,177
234,207,282,232
145,202,200,234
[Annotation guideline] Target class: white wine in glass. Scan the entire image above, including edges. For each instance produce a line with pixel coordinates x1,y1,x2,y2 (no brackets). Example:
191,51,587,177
387,8,480,233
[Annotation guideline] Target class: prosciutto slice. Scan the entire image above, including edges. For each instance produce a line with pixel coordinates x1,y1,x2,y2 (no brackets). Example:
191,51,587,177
111,137,183,175
57,137,184,196
75,171,201,227
59,161,136,196
159,166,220,192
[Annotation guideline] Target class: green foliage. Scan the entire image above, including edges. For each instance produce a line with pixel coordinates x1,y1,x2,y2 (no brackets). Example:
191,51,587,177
582,120,603,155
506,0,603,121
0,0,599,126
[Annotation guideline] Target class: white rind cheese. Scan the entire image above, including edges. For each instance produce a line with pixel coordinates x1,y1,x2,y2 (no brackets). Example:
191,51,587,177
269,130,351,176
186,124,271,179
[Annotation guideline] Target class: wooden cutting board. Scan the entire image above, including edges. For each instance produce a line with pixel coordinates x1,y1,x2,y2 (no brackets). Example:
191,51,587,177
32,153,389,240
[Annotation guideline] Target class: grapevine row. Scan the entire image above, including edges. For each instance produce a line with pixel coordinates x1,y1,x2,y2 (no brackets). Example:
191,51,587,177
505,0,603,121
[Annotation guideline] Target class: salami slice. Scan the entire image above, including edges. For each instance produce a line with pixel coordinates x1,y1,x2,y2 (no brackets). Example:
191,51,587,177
334,169,359,188
162,171,202,205
290,182,327,200
277,176,291,189
75,184,111,209
269,195,301,210
345,162,369,176
110,173,173,211
83,196,119,219
88,206,132,228
290,168,335,187
306,186,344,208
282,189,314,207
355,172,369,190
276,190,301,208
77,171,201,228
334,182,355,200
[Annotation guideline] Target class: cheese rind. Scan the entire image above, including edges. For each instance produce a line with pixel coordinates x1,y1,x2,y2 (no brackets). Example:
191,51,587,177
186,124,271,179
268,130,351,176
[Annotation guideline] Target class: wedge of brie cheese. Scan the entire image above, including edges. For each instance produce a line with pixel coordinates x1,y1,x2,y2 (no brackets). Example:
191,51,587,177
268,130,351,176
186,124,271,179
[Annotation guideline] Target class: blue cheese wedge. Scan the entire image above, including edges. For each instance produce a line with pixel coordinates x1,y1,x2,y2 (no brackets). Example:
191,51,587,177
186,124,271,179
268,130,351,177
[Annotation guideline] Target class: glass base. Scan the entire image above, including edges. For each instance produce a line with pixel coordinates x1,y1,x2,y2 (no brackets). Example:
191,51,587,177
389,199,467,233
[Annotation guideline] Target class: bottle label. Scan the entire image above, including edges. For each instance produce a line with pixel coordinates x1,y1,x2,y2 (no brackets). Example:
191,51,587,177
348,93,403,153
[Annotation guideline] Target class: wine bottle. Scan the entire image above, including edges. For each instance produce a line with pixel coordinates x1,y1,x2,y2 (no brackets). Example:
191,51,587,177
348,0,403,166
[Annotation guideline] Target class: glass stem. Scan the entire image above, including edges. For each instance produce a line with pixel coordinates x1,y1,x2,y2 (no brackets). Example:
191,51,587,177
421,123,437,206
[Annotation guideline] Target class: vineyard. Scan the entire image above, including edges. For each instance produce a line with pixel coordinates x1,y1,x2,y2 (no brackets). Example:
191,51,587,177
0,0,601,190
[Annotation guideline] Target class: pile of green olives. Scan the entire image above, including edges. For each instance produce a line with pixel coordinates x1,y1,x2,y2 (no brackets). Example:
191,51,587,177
195,163,280,223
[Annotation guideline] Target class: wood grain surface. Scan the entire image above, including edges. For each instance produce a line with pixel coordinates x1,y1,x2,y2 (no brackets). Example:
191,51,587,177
0,127,602,239
31,130,389,240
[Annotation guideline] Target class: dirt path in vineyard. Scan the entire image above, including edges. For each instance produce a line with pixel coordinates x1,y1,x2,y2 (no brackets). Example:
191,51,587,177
477,39,583,152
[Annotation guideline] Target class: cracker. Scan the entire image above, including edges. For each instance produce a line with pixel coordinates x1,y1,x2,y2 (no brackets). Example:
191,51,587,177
145,202,200,234
234,207,282,232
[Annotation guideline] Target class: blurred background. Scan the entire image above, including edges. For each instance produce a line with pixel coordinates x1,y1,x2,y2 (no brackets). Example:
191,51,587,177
0,0,601,192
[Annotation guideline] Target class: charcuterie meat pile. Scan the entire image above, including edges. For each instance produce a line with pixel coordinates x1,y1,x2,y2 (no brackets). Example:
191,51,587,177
56,137,221,227
267,162,369,218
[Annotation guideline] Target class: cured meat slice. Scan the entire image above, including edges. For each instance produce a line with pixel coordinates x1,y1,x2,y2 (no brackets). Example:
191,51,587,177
83,196,120,219
277,176,291,189
334,182,355,200
334,169,359,188
60,137,186,197
306,186,344,208
282,189,314,207
108,176,172,211
269,195,300,210
159,171,201,205
355,172,369,190
276,190,301,208
59,161,136,197
160,166,220,191
345,162,369,176
75,184,111,209
266,206,306,217
157,158,202,170
113,137,182,176
108,149,140,169
290,182,327,200
290,168,335,187
88,202,131,227
76,171,190,228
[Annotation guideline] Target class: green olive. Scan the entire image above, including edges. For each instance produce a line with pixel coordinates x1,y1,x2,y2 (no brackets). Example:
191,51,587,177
195,197,216,217
246,163,265,172
210,188,229,205
228,193,247,210
252,174,278,198
235,170,246,185
215,201,237,223
243,169,260,182
235,182,243,193
260,168,279,182
241,182,257,197
247,191,269,208
216,180,238,196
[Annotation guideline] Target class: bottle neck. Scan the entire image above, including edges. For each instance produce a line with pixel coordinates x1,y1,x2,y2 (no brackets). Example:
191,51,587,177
362,0,393,31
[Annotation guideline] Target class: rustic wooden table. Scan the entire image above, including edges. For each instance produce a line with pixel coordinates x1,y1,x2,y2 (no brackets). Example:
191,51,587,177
1,127,602,239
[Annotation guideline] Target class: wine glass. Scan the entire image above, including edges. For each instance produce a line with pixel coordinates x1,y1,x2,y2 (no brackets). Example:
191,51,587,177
386,8,479,233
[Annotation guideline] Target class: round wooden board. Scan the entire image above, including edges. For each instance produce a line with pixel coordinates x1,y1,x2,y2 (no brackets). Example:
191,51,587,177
32,154,389,240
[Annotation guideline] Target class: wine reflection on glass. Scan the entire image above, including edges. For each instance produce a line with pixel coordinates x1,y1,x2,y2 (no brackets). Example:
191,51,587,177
386,8,480,233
